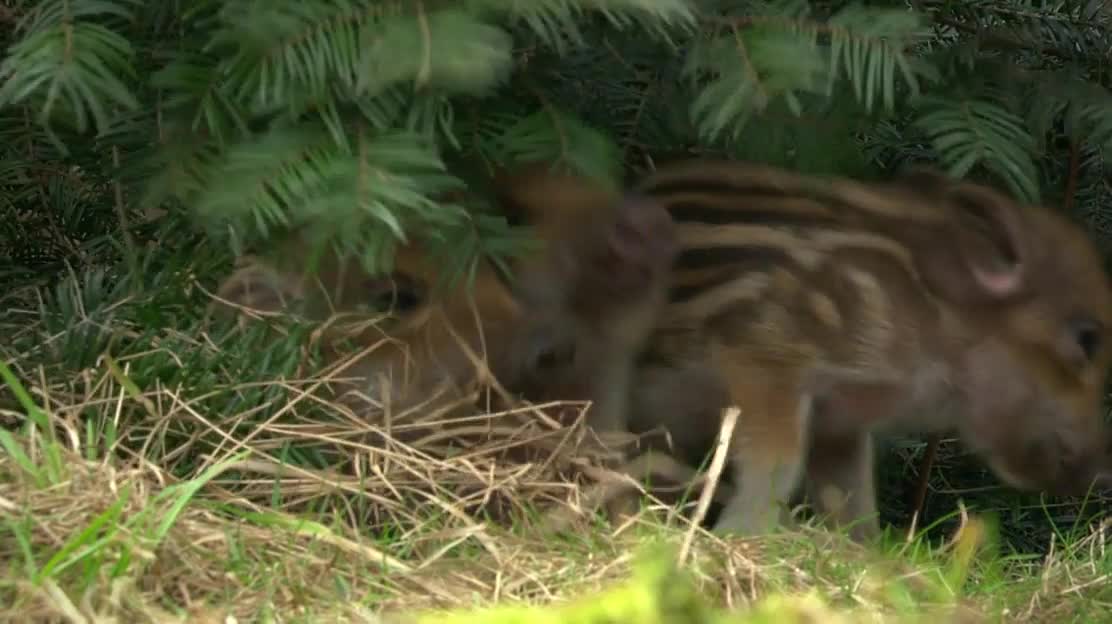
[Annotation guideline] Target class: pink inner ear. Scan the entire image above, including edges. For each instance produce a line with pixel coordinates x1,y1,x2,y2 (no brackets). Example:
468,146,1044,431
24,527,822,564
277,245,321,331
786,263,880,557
972,263,1023,297
949,189,1030,301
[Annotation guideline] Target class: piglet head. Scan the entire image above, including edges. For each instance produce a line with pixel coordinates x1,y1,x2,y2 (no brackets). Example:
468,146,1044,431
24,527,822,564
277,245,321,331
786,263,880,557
910,173,1112,498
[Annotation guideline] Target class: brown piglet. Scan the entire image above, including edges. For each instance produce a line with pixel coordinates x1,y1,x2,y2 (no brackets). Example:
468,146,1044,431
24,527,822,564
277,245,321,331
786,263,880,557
211,165,678,431
618,160,1112,540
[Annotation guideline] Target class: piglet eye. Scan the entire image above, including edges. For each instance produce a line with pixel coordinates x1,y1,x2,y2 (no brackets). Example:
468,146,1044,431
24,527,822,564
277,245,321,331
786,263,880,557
535,348,561,369
391,290,421,312
363,275,423,313
1071,318,1102,362
526,326,577,374
533,343,575,371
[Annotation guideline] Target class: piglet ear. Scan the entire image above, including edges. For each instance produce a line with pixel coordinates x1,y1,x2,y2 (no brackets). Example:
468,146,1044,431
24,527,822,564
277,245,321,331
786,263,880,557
576,193,678,307
915,181,1031,305
607,193,678,272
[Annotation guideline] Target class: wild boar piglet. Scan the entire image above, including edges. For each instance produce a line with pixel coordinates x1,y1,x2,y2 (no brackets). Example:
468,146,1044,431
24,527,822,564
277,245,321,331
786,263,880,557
213,166,678,428
617,160,1112,540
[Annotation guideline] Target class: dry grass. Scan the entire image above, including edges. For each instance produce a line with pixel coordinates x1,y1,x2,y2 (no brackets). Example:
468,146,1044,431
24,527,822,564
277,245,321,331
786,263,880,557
1,310,1111,622
0,427,984,623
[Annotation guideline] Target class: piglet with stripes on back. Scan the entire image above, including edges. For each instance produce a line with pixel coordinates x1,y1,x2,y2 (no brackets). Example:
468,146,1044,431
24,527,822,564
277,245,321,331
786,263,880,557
619,160,1112,541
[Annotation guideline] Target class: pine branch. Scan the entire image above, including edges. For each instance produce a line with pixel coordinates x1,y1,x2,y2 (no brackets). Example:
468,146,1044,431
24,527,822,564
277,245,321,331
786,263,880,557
1023,72,1112,152
3,0,1108,311
921,0,1112,63
912,96,1040,202
686,22,828,141
687,2,933,142
150,51,251,145
486,105,623,185
0,0,142,137
184,123,466,262
472,0,695,53
824,4,935,113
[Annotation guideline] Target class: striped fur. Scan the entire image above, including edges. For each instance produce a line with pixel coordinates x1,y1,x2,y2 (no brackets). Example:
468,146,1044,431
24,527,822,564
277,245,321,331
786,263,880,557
621,160,1112,540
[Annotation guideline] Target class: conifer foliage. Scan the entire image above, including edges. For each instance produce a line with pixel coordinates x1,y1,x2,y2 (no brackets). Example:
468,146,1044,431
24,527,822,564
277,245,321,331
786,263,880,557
3,0,1111,283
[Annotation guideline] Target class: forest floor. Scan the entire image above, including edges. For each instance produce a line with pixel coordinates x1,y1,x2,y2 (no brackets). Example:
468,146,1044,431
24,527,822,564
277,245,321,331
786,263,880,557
2,383,1110,623
1,303,1110,623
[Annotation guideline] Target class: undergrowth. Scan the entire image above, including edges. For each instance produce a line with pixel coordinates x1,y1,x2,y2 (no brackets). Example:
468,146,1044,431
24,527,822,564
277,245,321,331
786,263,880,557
1,242,1111,623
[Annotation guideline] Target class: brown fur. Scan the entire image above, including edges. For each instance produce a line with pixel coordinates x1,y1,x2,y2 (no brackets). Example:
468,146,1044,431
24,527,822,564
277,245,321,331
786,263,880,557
491,167,678,434
210,166,678,429
618,160,1112,540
